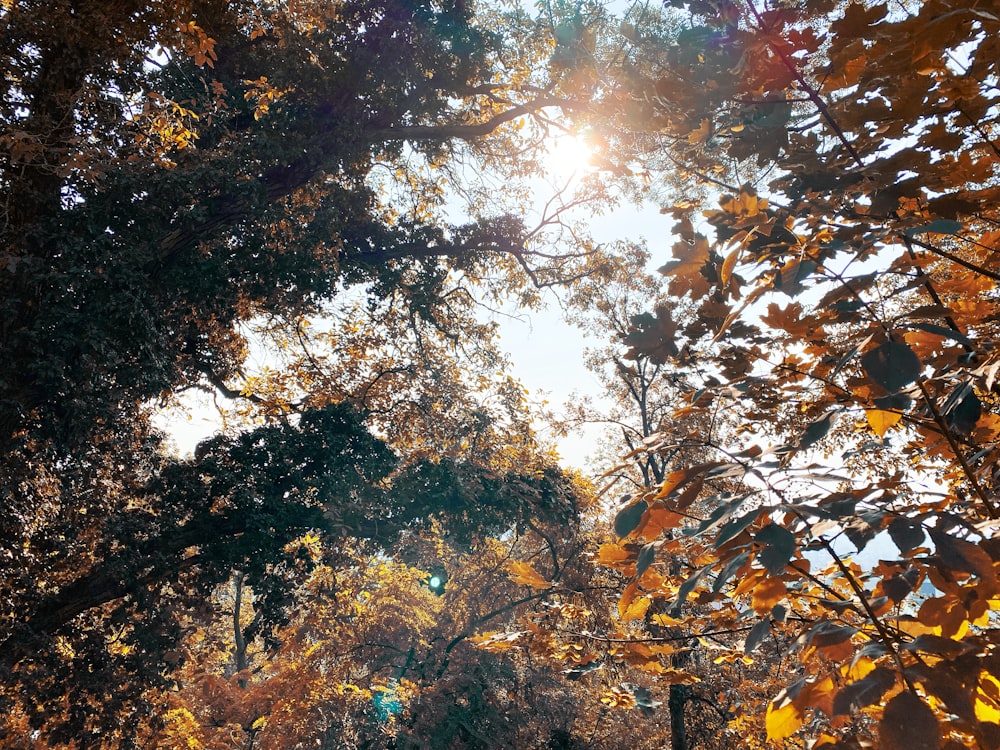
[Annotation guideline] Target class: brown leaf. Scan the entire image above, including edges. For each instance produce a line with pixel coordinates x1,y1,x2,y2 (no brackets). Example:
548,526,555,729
879,691,941,750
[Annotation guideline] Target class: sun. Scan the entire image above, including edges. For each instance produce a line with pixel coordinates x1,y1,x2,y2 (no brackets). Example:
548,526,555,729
542,132,595,181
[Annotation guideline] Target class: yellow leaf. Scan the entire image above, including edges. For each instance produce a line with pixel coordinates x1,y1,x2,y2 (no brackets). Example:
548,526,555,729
766,699,803,741
508,561,549,589
865,408,902,437
976,672,1000,724
618,581,639,619
651,613,684,627
621,595,651,623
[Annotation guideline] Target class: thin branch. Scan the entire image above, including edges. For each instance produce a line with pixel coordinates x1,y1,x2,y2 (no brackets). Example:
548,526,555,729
556,625,756,644
905,234,1000,284
914,378,998,519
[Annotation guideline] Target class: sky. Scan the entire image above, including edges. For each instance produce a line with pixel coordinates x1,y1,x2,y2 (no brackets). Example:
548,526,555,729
156,130,669,471
496,196,665,469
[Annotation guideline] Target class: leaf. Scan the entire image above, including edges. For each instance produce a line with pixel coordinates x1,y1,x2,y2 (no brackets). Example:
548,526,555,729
903,634,973,657
904,219,963,236
563,659,603,680
658,235,711,298
635,541,660,578
947,392,982,434
744,618,771,653
596,543,633,566
720,245,740,284
667,476,704,511
670,566,710,615
507,561,549,590
716,508,765,548
655,462,728,500
713,550,750,592
903,321,973,348
832,667,896,715
797,410,839,450
620,594,651,623
861,341,922,392
751,576,787,615
805,620,857,648
766,698,803,741
756,523,796,575
614,500,648,538
879,691,941,750
887,517,925,554
865,408,902,437
929,529,995,581
776,258,819,297
628,684,662,715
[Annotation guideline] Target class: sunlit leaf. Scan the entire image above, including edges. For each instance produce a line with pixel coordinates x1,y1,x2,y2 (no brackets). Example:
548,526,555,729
751,576,787,615
865,408,902,437
507,561,549,590
766,698,803,741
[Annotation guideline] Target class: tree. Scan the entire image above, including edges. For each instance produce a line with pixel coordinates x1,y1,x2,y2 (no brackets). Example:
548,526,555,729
569,0,1000,747
0,0,613,744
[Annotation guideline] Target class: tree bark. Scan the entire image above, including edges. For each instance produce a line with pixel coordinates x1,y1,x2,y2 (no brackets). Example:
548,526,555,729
669,683,689,750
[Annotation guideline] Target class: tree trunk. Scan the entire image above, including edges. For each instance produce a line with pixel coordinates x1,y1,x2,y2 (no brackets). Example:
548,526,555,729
669,683,689,750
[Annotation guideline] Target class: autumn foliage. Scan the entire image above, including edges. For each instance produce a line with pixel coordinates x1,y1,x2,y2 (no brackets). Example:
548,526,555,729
2,0,1000,748
555,0,1000,747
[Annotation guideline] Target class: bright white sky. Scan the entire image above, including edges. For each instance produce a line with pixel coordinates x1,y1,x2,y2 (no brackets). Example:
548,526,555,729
157,129,668,471
497,192,665,469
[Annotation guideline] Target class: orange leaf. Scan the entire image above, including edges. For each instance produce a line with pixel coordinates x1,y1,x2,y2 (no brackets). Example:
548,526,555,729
596,543,633,567
751,576,787,614
507,561,549,590
720,245,740,285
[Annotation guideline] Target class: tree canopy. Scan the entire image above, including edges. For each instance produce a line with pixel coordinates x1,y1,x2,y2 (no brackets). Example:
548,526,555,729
2,0,1000,748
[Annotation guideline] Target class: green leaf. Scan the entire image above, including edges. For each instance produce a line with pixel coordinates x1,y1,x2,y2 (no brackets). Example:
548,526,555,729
715,507,765,548
713,550,750,592
887,517,925,554
861,342,922,392
947,392,981,434
797,410,838,450
670,566,710,616
904,219,963,236
614,500,648,538
635,541,659,578
744,618,771,654
755,523,796,575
